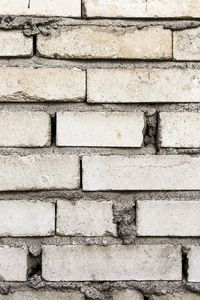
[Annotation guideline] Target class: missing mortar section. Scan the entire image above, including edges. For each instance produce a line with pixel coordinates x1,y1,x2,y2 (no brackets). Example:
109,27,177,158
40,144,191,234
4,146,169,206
143,111,160,153
113,200,136,244
182,246,189,281
51,114,57,146
27,245,44,289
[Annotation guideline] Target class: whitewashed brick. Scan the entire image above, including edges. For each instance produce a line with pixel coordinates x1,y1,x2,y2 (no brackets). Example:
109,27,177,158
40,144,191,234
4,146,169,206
87,68,200,103
0,201,55,236
0,291,85,300
37,26,172,60
0,246,27,281
0,111,51,147
160,112,200,148
113,289,143,300
0,155,79,191
0,68,85,102
188,246,200,282
42,245,181,281
0,31,32,57
56,112,144,147
83,155,200,191
137,200,200,236
57,200,117,236
85,0,200,18
150,293,200,300
174,28,200,61
0,0,81,17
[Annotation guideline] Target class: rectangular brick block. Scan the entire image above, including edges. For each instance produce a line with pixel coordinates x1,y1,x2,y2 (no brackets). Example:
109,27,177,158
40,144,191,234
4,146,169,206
42,245,181,281
57,200,117,237
0,154,79,191
85,0,200,18
159,112,200,148
37,26,172,60
0,31,32,57
0,246,27,281
56,112,144,147
137,200,200,236
83,155,200,191
0,201,55,236
0,111,51,147
113,289,143,300
174,28,200,61
87,68,200,103
0,291,85,300
0,68,85,102
188,246,200,282
0,0,81,17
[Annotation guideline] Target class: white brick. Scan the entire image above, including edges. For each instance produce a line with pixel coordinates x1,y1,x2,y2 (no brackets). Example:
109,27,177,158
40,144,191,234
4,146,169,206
0,246,27,281
0,291,85,300
160,112,200,148
85,0,200,18
0,68,85,102
0,0,81,17
113,289,143,300
57,200,117,236
0,201,55,236
137,200,200,236
0,155,79,191
42,245,181,281
0,111,51,147
37,26,172,60
87,68,200,103
174,28,200,61
150,293,200,300
0,31,32,57
187,246,200,282
56,112,144,147
83,155,200,191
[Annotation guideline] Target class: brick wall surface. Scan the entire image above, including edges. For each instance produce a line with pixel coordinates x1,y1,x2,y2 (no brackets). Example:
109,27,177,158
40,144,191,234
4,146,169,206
0,1,200,300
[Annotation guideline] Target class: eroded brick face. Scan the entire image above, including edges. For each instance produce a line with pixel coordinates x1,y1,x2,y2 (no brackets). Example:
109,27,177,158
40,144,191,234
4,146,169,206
0,1,199,299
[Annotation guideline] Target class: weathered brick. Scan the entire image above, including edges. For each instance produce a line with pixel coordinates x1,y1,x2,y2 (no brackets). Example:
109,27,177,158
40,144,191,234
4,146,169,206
159,112,200,148
56,112,144,147
174,28,200,61
150,293,200,300
0,0,81,17
82,155,200,191
0,291,85,300
87,68,200,103
85,0,200,18
0,68,85,102
113,289,144,300
137,200,200,236
0,246,27,281
42,245,181,281
0,111,51,147
188,246,200,282
57,200,117,236
0,201,55,236
0,154,79,191
0,31,32,57
37,26,172,60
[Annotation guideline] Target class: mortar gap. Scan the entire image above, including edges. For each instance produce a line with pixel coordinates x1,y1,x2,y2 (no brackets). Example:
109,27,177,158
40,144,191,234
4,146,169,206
85,68,88,103
81,0,87,19
182,247,189,281
155,111,161,154
55,201,57,235
80,158,83,190
51,113,57,146
144,296,149,300
27,251,42,280
33,35,37,56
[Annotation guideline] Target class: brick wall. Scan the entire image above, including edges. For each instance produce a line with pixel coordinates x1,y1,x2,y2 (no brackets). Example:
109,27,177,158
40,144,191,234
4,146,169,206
0,1,200,299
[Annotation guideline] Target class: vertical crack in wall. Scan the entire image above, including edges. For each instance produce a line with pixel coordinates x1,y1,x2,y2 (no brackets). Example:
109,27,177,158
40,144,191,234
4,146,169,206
81,0,87,19
33,34,37,56
182,246,189,281
143,111,159,152
51,113,57,146
28,0,31,9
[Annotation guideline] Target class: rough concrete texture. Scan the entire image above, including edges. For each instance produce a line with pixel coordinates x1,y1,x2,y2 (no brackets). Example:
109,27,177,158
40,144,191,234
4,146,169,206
37,26,172,60
113,288,144,300
0,291,85,299
0,3,200,300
